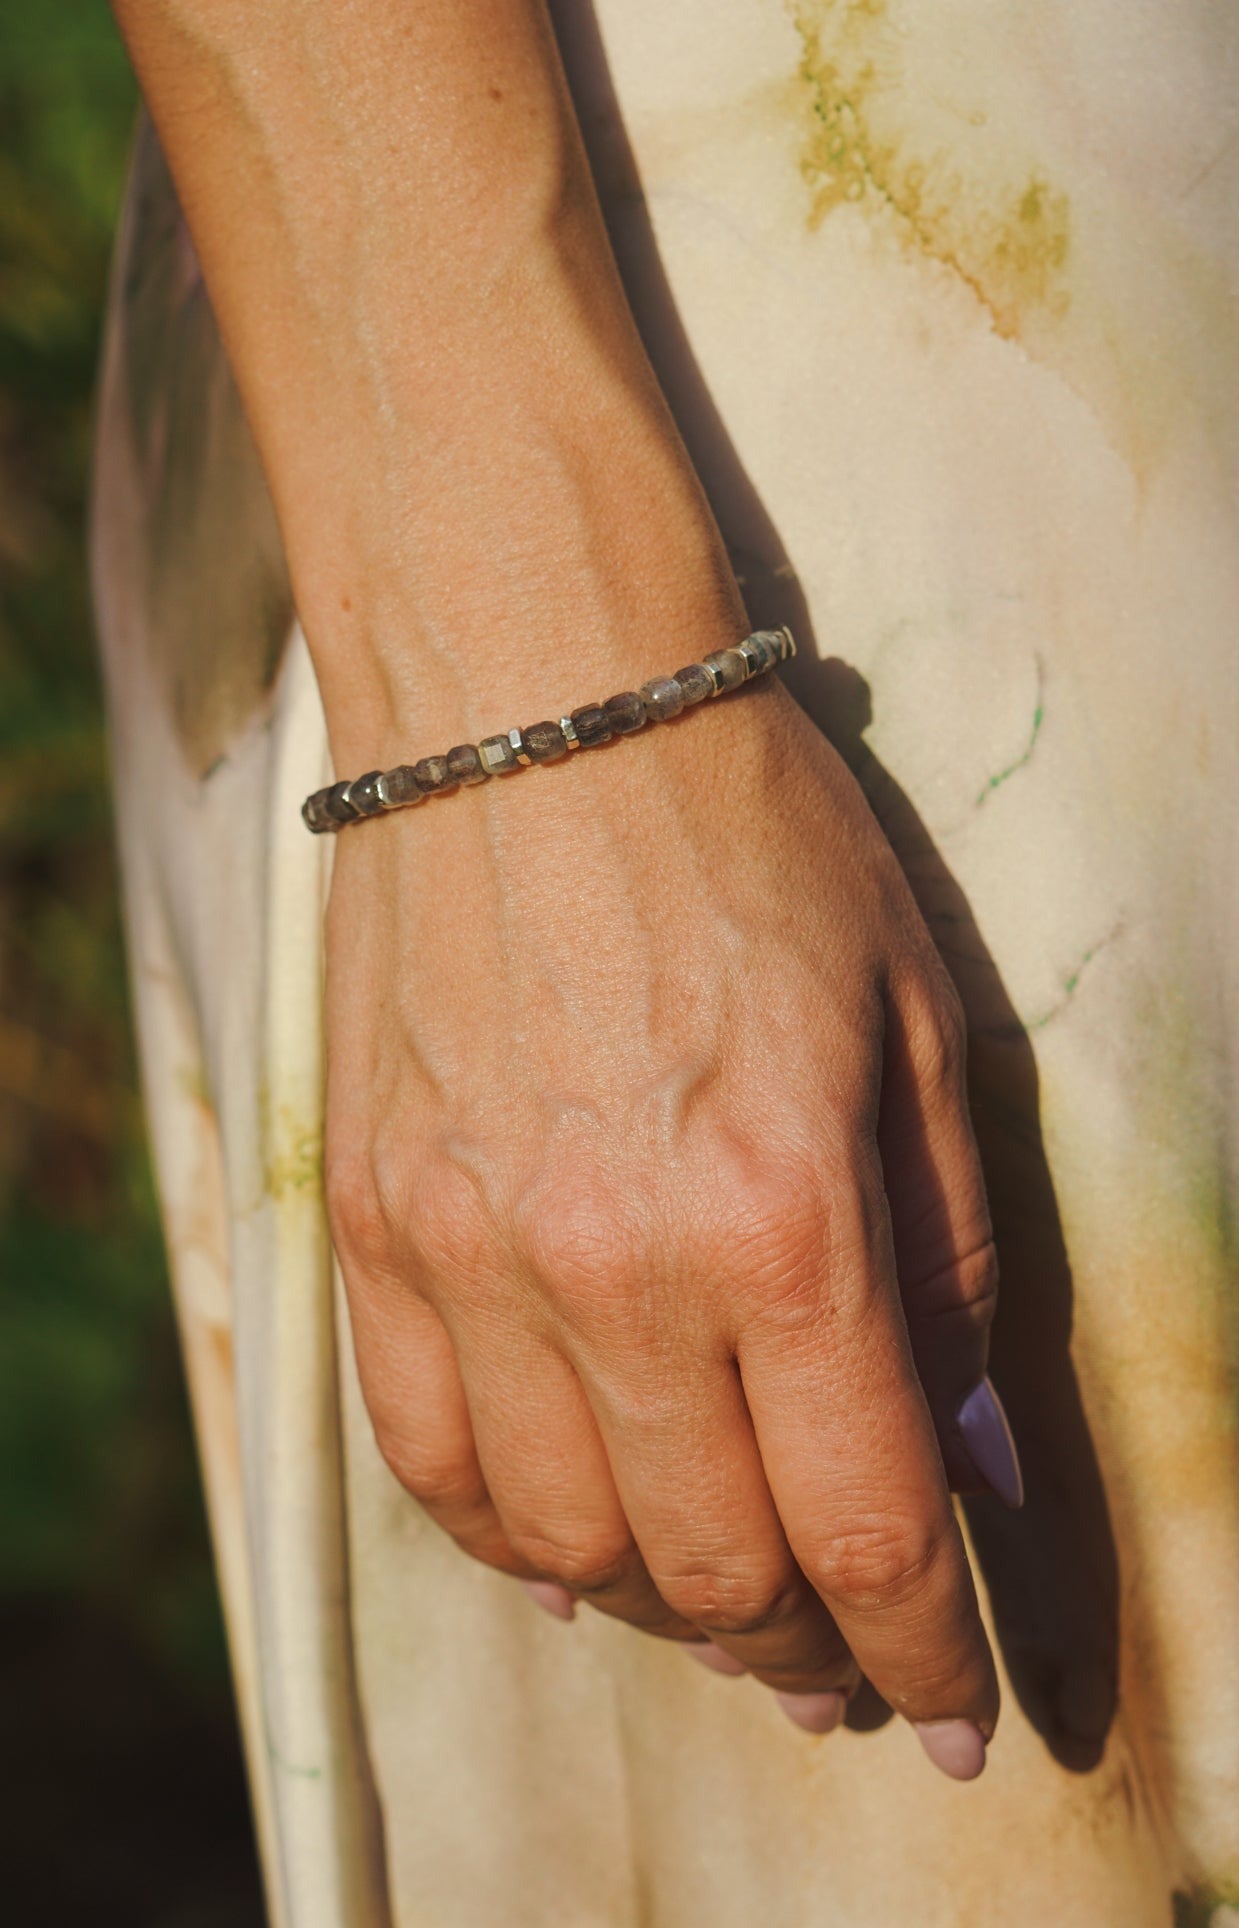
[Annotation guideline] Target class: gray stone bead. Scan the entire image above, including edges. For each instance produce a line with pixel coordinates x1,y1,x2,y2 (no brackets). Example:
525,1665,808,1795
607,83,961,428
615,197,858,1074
739,633,777,674
446,743,490,786
703,647,748,692
302,790,337,833
522,719,568,762
603,690,647,734
639,675,685,721
673,663,714,706
570,704,613,747
413,754,456,795
478,733,519,775
324,780,362,824
346,770,386,816
750,629,784,666
378,764,423,806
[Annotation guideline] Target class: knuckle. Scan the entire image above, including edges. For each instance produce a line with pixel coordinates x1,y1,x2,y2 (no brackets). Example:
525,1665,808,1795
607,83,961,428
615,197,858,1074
809,1518,945,1614
661,1566,798,1639
519,1177,637,1286
727,1162,887,1333
505,1527,636,1596
912,977,969,1091
912,1234,999,1334
725,1172,830,1305
325,1141,392,1273
374,1430,480,1514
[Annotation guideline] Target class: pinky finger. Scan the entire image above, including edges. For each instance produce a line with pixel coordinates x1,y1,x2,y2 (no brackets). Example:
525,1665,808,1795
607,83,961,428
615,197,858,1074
346,1279,534,1577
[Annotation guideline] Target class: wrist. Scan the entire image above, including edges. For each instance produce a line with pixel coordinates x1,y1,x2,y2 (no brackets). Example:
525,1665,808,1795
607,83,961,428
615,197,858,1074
294,387,748,772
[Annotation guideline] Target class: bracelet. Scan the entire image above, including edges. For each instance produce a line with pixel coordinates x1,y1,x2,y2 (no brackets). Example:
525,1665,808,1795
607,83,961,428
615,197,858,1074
301,626,796,834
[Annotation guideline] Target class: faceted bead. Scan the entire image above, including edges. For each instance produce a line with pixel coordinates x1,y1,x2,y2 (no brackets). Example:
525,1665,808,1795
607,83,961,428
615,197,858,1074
703,647,748,692
750,629,783,667
413,754,456,795
603,690,647,734
324,780,362,824
378,764,423,806
522,719,568,763
478,733,519,775
346,770,386,816
738,633,776,675
301,790,337,833
446,743,490,785
570,704,613,748
673,663,714,706
639,675,685,721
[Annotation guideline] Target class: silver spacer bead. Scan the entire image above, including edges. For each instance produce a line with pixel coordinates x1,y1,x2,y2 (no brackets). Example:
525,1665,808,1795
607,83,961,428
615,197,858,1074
779,625,797,660
508,726,534,767
736,636,766,677
560,715,581,750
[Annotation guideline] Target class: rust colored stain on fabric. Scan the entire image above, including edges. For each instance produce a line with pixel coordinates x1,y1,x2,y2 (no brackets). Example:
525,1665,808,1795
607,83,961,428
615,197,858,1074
788,0,1071,339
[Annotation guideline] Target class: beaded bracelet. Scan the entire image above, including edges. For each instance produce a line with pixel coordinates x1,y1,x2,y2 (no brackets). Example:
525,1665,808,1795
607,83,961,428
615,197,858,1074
301,626,796,833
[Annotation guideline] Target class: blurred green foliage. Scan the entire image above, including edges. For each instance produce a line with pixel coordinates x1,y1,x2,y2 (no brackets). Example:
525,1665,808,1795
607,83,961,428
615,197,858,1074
1,5,262,1917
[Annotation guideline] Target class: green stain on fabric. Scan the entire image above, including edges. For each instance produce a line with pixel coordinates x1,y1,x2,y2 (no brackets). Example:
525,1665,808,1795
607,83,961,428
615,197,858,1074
976,667,1046,806
1023,928,1119,1033
258,1085,323,1203
267,1737,323,1783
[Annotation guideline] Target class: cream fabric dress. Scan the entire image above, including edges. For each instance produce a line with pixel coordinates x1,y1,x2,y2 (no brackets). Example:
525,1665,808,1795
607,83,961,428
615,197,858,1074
91,4,1239,1923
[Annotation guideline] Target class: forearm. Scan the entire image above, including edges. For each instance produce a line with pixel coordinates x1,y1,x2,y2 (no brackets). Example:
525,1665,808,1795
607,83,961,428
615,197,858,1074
108,0,742,760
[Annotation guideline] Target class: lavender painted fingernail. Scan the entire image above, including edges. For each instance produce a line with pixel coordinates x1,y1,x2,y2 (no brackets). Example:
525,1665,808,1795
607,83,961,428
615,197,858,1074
776,1691,848,1735
955,1374,1025,1509
685,1642,747,1676
521,1580,576,1621
914,1719,987,1780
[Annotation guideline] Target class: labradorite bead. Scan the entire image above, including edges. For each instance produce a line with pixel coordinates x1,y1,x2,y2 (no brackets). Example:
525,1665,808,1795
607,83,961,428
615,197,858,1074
380,764,422,805
324,780,362,824
570,704,612,747
413,754,455,795
347,770,386,816
522,719,568,762
446,743,490,785
673,663,714,706
478,733,519,774
603,690,647,734
639,675,685,721
703,647,748,691
301,791,336,833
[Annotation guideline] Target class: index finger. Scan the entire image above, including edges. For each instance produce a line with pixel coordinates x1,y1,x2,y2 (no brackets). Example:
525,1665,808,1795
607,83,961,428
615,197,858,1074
734,1144,1000,1780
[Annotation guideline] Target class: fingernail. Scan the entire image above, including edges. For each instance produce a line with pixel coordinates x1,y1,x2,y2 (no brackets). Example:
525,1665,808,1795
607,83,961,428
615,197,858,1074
684,1642,747,1677
955,1374,1025,1509
520,1580,576,1621
776,1691,848,1735
914,1719,987,1780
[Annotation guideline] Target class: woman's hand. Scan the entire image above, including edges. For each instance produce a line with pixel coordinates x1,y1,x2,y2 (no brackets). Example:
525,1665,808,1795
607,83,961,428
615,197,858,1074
110,0,1021,1780
324,641,1016,1777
